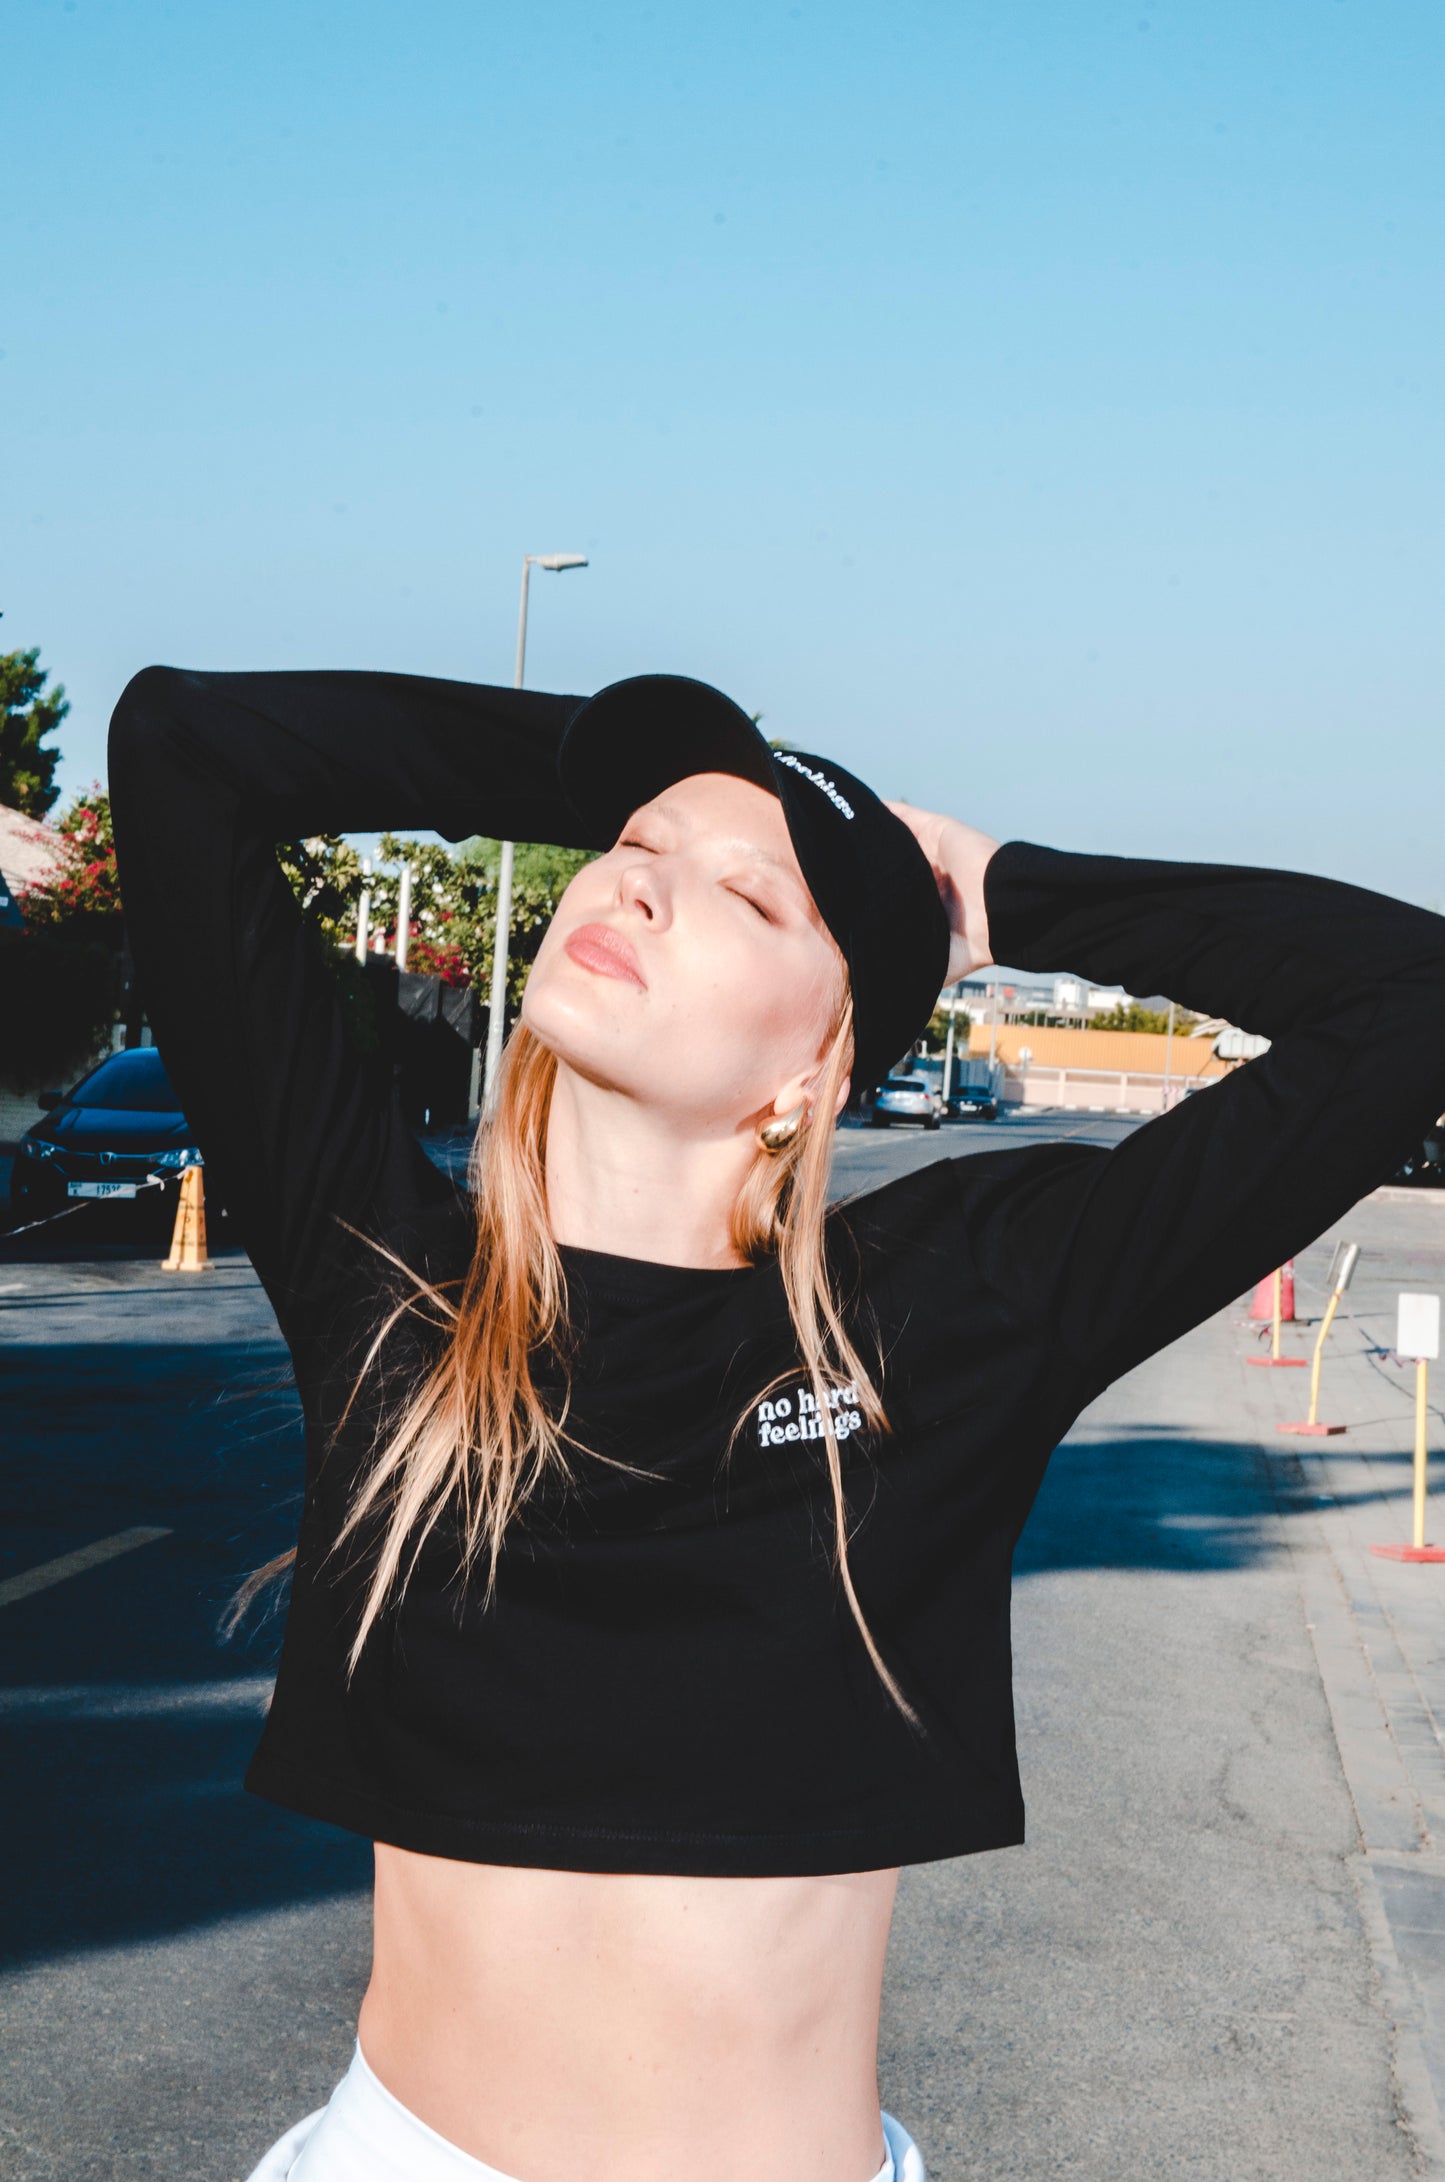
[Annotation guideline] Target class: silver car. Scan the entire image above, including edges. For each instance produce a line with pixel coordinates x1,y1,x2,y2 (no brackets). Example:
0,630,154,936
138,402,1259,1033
867,1076,942,1131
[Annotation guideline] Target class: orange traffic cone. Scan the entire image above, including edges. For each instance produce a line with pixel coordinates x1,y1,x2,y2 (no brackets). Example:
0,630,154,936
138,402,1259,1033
1249,1260,1296,1322
1246,1260,1307,1367
161,1163,212,1272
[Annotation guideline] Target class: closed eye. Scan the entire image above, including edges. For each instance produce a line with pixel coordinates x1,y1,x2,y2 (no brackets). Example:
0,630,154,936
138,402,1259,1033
728,887,775,923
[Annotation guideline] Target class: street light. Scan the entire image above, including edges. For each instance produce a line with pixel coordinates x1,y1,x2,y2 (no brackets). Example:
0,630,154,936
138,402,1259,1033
941,979,964,1102
355,858,372,963
482,551,590,1109
395,860,413,972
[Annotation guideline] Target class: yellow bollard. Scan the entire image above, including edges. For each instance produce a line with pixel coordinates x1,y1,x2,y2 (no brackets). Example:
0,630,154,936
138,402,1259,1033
1278,1241,1359,1436
161,1163,213,1273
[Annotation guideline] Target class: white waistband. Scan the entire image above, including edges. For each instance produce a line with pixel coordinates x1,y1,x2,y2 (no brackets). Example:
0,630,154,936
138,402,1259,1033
285,2044,518,2179
247,2041,924,2182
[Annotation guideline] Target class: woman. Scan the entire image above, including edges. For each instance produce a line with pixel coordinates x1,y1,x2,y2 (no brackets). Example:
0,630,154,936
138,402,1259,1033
109,664,1445,2182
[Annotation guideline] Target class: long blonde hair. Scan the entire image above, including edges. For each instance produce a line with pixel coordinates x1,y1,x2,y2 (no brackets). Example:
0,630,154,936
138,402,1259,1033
235,998,912,1719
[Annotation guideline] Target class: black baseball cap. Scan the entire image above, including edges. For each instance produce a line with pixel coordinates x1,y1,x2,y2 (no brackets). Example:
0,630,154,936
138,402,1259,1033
557,673,950,1097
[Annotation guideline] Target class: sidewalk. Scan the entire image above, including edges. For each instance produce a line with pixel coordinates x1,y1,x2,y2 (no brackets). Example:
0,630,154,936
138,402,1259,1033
1243,1189,1445,2168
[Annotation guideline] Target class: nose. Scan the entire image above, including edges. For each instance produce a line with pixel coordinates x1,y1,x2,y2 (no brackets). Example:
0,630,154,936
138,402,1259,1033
615,853,671,929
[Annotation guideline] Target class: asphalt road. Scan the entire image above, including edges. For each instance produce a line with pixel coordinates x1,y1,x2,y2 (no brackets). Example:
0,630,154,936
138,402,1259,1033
0,1112,1436,2179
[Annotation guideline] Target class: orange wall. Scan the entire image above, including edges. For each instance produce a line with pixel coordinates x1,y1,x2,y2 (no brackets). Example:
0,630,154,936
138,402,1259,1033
966,1022,1227,1078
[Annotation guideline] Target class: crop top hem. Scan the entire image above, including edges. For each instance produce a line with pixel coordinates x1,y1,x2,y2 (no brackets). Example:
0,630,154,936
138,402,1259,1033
243,1748,1027,1877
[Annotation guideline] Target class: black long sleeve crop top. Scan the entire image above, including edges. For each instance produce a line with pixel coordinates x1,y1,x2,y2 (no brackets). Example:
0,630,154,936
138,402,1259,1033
107,665,1445,1878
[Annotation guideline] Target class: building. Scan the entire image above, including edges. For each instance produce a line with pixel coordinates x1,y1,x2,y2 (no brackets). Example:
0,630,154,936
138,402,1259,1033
963,1018,1228,1113
952,970,1181,1028
0,801,67,913
0,803,71,1144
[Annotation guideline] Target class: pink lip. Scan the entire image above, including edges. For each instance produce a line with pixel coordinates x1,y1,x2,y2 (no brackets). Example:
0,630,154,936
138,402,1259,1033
563,923,647,989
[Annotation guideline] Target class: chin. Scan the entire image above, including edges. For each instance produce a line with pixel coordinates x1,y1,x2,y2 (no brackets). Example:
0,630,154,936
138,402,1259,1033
521,978,645,1091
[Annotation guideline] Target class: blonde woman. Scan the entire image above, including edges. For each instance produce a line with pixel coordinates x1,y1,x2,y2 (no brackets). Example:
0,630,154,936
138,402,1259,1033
109,666,1445,2182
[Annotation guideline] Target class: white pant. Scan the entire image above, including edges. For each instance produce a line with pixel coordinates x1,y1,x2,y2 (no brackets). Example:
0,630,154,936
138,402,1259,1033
244,2043,926,2182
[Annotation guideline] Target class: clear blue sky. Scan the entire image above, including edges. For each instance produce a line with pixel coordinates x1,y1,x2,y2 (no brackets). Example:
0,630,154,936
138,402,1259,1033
5,0,1442,901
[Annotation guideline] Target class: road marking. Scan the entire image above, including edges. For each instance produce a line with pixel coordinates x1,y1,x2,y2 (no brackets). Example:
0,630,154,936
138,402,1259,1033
0,1676,273,1718
0,1525,173,1609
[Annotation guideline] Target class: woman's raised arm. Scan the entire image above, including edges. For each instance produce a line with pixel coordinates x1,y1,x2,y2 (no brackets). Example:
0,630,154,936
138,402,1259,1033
108,666,588,1321
933,838,1445,1400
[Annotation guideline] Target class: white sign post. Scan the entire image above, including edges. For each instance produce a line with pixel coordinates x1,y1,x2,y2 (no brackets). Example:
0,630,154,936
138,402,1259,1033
1398,1294,1441,1364
1372,1295,1444,1562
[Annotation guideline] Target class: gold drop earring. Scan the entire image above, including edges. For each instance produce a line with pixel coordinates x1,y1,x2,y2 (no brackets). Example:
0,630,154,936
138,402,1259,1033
756,1104,808,1155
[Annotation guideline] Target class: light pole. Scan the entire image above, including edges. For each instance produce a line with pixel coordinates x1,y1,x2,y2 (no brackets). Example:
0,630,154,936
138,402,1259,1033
941,980,964,1102
355,858,372,963
482,552,589,1110
395,860,413,972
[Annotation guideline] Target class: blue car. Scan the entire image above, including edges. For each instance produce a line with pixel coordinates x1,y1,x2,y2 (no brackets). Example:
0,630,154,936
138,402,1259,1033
9,1047,204,1227
945,1084,999,1121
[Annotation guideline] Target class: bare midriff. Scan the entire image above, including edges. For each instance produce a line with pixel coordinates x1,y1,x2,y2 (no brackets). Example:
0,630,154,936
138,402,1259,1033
359,1845,901,2182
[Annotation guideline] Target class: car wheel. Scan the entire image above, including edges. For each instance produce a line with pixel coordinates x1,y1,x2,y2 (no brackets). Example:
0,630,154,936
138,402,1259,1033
871,1113,889,1128
925,1116,941,1132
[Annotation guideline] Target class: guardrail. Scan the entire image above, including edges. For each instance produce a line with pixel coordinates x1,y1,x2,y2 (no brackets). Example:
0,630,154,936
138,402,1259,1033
1001,1064,1212,1115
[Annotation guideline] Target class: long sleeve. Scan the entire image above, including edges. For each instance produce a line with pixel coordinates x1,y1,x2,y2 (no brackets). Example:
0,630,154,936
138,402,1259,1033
959,842,1445,1398
108,666,588,1321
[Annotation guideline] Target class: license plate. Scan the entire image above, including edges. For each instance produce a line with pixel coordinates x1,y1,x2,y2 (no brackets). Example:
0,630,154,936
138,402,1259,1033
67,1181,138,1200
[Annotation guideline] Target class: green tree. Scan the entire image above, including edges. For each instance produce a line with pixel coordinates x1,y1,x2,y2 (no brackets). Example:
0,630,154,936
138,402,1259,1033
455,836,594,1014
923,1004,971,1049
278,832,369,949
272,833,378,1051
1091,1001,1185,1035
17,786,122,946
0,626,68,817
2,785,122,1093
276,830,594,1024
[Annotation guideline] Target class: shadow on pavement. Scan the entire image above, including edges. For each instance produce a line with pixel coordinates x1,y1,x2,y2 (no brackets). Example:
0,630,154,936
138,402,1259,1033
1015,1413,1423,1588
0,1694,370,1969
1,1243,372,1970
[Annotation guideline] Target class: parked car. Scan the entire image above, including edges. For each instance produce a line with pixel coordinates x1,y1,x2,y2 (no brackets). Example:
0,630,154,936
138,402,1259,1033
946,1084,999,1122
1392,1123,1444,1189
9,1047,205,1227
867,1076,942,1130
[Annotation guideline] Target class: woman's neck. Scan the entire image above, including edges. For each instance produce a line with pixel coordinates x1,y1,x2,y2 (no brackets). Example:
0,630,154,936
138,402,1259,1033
542,1063,756,1270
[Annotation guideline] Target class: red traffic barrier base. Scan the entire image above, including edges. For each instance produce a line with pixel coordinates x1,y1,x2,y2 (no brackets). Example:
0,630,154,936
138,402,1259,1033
1246,1355,1308,1368
1369,1542,1445,1564
1277,1420,1346,1435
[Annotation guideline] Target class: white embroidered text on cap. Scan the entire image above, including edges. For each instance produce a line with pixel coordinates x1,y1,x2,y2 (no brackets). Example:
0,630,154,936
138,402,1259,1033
775,753,855,820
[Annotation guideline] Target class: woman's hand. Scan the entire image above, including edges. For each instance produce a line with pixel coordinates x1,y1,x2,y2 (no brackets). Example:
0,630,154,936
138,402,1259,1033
886,802,1000,985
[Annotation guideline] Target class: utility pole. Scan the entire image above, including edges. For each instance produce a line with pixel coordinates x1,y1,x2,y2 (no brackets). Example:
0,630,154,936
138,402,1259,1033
942,981,961,1102
395,861,412,973
481,552,589,1111
355,858,372,963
